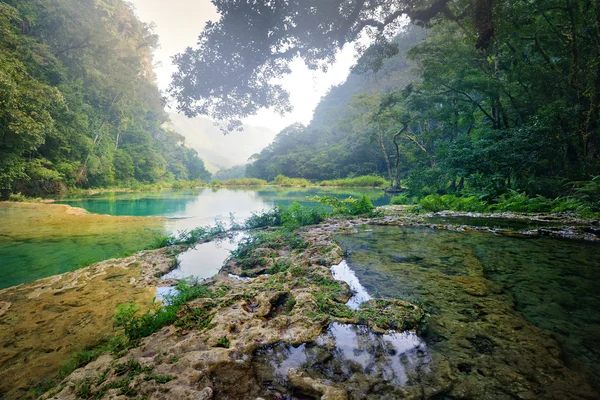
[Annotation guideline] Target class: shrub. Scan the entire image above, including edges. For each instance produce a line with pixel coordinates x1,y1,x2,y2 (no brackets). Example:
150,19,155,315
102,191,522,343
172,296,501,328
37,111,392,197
272,174,311,187
280,202,328,229
390,194,412,205
319,175,387,187
418,194,487,212
311,195,375,215
244,208,283,229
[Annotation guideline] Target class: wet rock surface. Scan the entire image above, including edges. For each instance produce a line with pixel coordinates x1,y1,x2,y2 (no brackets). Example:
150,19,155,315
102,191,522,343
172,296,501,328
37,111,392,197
336,223,600,399
0,247,178,398
2,208,598,399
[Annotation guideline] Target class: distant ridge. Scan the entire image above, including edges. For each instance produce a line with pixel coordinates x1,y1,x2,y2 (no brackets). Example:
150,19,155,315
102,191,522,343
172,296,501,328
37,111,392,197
168,113,276,173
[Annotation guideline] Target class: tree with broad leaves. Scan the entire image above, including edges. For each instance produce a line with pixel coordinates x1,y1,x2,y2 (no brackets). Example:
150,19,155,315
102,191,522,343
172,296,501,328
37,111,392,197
169,0,483,131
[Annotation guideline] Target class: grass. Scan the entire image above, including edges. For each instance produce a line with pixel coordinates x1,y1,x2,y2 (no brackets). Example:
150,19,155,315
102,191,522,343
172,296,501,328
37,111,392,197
218,178,268,186
6,192,43,202
215,337,230,348
28,335,130,398
272,174,311,187
318,175,388,187
114,279,227,345
149,220,229,248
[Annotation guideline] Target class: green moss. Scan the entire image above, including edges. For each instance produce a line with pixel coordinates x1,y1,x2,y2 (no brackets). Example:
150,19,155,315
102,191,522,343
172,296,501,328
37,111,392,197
216,337,231,348
153,375,177,384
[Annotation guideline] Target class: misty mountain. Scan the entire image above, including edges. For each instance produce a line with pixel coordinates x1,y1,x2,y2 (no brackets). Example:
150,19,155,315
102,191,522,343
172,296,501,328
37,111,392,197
168,114,276,173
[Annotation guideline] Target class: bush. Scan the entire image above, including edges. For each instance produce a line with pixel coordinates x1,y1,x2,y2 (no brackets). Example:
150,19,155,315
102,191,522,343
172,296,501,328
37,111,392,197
319,175,387,187
390,194,412,205
244,208,283,229
312,195,375,215
272,174,311,187
490,190,553,213
570,176,600,209
418,194,488,212
280,202,328,229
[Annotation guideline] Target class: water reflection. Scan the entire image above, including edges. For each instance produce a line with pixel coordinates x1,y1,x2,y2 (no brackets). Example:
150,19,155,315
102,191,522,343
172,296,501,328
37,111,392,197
55,187,392,234
330,260,372,309
254,322,430,391
162,234,242,280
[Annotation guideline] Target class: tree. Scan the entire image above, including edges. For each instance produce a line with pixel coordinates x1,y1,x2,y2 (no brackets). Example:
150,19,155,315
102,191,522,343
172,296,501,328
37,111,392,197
170,0,469,130
0,0,211,195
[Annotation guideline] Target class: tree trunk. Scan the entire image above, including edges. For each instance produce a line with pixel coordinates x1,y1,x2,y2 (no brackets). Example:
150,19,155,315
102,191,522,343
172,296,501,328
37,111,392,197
378,130,394,186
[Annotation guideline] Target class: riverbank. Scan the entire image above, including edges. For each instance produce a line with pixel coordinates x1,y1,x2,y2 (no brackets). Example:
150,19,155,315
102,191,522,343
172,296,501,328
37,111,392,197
0,208,596,398
3,175,390,201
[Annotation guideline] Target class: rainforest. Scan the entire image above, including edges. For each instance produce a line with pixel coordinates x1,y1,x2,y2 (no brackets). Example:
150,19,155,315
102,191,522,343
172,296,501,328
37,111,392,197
0,0,599,399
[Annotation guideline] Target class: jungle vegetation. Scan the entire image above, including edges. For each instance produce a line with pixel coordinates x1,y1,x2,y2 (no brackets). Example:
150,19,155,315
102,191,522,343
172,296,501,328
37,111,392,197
0,0,211,197
172,0,600,201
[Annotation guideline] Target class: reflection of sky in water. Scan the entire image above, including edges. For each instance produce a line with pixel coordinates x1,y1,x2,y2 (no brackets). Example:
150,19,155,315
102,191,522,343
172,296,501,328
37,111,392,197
265,344,309,385
162,234,242,280
55,187,392,234
155,286,178,302
257,257,429,389
257,322,429,388
325,323,428,386
330,260,372,309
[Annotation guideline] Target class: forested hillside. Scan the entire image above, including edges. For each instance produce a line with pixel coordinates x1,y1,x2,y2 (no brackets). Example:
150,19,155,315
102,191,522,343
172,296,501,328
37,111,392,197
0,0,210,197
241,2,600,199
246,26,426,181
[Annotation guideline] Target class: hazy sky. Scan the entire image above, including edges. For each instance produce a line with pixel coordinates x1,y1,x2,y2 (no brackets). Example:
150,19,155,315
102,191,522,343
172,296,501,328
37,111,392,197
128,0,358,132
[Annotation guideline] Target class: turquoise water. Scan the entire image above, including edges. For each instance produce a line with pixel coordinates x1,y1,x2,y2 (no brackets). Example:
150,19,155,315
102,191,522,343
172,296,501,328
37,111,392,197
0,188,390,289
55,187,391,232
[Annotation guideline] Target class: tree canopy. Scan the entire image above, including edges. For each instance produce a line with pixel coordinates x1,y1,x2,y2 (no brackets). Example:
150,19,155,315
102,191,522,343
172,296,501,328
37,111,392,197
243,0,600,198
169,0,461,130
0,0,211,196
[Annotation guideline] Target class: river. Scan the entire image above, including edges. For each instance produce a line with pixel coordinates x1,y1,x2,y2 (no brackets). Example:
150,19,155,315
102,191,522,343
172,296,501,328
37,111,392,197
0,187,390,289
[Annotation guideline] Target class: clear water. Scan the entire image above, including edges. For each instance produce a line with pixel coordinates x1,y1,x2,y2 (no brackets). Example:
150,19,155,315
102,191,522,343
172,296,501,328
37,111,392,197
335,225,600,397
254,323,429,392
0,188,389,289
54,187,391,231
162,234,243,281
330,260,372,309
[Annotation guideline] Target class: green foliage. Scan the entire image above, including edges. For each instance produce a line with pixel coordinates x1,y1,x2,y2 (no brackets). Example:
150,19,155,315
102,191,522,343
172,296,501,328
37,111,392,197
244,208,283,229
417,194,488,213
151,220,229,248
219,178,267,186
272,174,310,187
113,279,223,344
154,375,177,384
319,175,388,187
0,1,210,196
312,195,375,216
570,177,600,210
280,202,329,230
215,337,230,348
390,194,413,205
7,192,42,202
227,0,600,202
490,191,586,214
